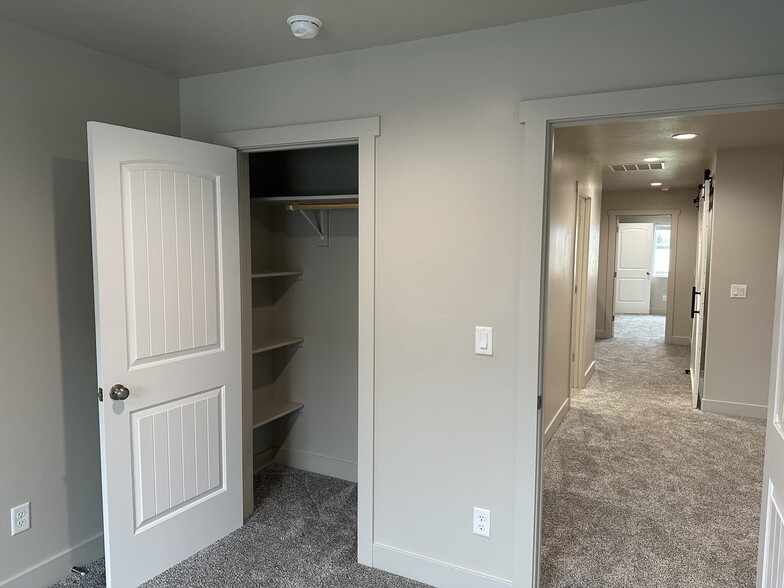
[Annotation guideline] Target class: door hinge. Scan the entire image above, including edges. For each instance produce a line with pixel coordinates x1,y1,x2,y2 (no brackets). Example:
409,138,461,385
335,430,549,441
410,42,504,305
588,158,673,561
612,315,615,321
98,387,103,402
575,285,578,294
614,271,617,278
571,352,575,361
537,395,542,410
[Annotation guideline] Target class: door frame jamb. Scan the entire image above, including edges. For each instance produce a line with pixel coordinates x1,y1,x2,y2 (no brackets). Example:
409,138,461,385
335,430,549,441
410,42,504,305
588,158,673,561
606,209,680,344
516,74,784,587
214,117,380,566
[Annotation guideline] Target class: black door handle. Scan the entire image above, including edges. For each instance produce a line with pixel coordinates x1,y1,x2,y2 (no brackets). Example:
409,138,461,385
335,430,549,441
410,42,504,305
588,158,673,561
691,286,701,318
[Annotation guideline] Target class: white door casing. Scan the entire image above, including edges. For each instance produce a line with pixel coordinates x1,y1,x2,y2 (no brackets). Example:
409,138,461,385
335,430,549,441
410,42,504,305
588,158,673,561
88,122,242,588
757,177,784,588
520,75,784,588
689,177,712,408
213,117,379,566
570,190,591,388
614,223,653,314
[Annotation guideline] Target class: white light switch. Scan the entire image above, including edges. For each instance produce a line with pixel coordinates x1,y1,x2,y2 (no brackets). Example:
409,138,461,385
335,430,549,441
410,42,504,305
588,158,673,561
475,326,493,356
730,284,747,299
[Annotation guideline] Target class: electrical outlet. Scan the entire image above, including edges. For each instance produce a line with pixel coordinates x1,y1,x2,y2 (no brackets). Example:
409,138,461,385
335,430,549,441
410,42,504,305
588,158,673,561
662,294,667,302
473,507,491,538
10,502,30,536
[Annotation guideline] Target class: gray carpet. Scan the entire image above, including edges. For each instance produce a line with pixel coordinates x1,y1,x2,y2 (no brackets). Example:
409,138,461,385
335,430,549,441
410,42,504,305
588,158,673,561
540,314,767,587
52,465,428,588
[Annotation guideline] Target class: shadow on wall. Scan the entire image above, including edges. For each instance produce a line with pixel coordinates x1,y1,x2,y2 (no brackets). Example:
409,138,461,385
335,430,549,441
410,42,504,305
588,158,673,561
52,158,103,549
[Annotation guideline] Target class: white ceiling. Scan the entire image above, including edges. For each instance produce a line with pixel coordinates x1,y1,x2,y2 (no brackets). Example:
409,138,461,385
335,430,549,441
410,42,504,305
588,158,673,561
0,0,642,78
560,108,784,192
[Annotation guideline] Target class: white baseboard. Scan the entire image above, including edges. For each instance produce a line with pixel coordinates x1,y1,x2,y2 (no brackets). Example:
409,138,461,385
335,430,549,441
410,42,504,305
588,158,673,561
584,360,596,385
671,335,691,346
372,542,512,588
0,532,103,588
274,448,357,482
543,397,570,448
702,398,767,420
595,329,607,339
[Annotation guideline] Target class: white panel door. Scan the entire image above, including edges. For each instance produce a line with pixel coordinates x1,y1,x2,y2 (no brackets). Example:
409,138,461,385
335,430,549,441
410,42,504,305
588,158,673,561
88,122,242,588
690,178,712,408
614,223,653,314
758,181,784,588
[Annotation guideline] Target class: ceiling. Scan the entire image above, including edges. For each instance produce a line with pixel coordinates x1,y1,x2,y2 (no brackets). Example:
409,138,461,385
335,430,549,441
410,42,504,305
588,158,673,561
5,1,781,190
0,0,642,78
560,108,784,192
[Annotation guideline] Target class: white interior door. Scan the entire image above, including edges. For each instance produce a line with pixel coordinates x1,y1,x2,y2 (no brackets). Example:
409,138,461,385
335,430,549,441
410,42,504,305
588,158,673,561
88,122,243,588
614,223,653,314
690,178,711,408
757,178,784,588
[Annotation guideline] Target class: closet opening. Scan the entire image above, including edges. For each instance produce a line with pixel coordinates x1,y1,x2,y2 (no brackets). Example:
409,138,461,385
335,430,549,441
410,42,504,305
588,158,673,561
216,116,379,564
244,144,360,478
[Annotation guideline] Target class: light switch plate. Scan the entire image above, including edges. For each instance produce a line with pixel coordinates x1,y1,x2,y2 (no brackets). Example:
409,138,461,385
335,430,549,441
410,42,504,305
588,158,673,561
730,284,747,299
475,326,493,356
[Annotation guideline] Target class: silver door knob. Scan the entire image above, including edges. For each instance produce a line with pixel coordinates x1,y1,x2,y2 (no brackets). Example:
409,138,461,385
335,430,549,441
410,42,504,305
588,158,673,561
109,384,130,401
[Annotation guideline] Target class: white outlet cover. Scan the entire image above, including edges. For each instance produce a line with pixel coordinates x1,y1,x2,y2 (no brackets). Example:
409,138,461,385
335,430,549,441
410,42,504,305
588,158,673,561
473,506,491,538
10,502,30,536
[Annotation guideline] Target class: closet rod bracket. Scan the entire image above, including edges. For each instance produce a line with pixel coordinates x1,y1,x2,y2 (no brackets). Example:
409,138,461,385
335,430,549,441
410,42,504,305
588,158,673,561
287,205,329,247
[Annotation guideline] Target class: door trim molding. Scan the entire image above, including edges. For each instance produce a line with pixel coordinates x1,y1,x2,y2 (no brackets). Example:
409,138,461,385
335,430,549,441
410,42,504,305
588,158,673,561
214,116,380,566
606,209,681,344
518,74,784,587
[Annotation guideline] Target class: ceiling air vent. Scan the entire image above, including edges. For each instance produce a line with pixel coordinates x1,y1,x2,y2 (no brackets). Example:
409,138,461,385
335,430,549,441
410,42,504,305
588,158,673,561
608,162,665,172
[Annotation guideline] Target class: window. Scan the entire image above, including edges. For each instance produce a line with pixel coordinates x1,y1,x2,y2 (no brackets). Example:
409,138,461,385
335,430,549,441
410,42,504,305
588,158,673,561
653,224,671,276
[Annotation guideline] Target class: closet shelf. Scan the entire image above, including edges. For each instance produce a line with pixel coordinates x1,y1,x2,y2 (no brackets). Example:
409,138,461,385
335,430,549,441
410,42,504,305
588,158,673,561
251,270,304,279
255,194,358,203
252,397,304,429
252,336,304,354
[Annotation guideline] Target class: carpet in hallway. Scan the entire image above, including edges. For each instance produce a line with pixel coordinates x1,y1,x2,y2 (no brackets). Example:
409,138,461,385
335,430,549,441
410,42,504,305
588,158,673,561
51,465,429,588
540,314,766,587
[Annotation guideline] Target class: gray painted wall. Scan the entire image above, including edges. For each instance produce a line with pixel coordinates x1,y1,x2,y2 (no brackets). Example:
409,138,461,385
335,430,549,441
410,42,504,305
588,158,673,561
597,190,698,344
702,146,784,419
0,0,779,584
544,131,602,444
650,277,668,315
0,19,179,587
179,1,783,581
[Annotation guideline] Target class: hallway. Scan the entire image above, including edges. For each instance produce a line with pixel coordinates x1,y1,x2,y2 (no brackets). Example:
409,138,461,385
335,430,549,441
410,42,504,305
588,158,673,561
540,315,766,587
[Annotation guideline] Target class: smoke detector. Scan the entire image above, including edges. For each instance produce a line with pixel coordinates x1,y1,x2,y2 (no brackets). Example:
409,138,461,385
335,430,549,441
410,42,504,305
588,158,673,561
287,15,322,39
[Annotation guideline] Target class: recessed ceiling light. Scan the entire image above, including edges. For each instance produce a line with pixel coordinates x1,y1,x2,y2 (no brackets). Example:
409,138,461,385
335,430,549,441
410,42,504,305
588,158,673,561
672,133,699,140
643,157,663,162
650,182,662,187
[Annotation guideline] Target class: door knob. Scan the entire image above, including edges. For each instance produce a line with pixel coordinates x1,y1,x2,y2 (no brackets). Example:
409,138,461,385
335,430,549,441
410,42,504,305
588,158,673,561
109,384,130,401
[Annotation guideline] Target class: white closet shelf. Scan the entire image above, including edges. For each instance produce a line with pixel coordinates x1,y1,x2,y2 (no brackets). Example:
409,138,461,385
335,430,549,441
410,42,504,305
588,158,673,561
252,397,304,429
251,270,304,279
252,336,304,354
254,194,358,203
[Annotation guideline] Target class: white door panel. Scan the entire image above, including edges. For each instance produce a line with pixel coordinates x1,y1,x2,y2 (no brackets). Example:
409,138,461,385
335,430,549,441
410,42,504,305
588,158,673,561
758,178,784,587
690,178,712,408
615,223,653,314
89,122,242,588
